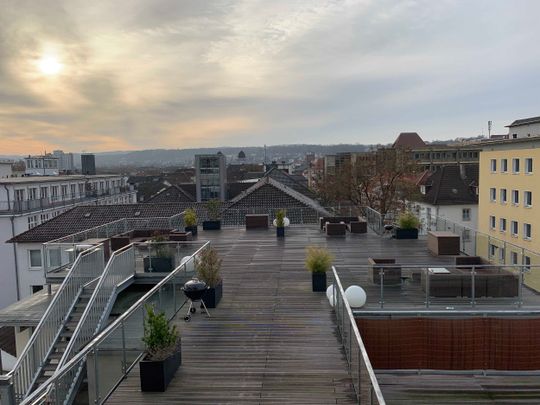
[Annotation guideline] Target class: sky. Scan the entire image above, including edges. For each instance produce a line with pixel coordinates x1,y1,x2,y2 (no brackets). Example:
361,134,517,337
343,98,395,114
1,0,540,154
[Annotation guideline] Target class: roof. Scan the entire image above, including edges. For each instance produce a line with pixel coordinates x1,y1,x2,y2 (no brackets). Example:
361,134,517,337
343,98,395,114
8,203,194,243
0,175,122,185
264,167,316,198
418,165,479,206
392,132,426,149
506,116,540,127
147,185,196,203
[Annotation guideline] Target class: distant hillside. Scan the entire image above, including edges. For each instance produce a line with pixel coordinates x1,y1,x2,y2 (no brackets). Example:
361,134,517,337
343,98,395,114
82,144,375,167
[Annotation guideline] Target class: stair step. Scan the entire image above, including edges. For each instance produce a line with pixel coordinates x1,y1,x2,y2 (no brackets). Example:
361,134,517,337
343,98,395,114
42,363,58,372
60,330,74,338
55,341,69,349
48,352,64,360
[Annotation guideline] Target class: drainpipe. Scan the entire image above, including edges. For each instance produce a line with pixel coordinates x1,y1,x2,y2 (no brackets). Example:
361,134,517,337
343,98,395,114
5,185,21,301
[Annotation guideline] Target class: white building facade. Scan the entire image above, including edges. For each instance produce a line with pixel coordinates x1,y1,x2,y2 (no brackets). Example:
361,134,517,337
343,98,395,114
0,175,136,308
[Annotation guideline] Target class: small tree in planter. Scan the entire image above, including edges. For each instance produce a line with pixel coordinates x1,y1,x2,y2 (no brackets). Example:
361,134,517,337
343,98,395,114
305,246,334,292
140,305,181,392
395,211,420,239
184,208,198,236
203,199,222,230
196,247,223,308
144,233,175,272
275,209,286,237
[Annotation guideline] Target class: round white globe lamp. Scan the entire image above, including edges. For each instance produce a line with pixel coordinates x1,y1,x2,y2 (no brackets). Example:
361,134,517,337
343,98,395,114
344,285,367,308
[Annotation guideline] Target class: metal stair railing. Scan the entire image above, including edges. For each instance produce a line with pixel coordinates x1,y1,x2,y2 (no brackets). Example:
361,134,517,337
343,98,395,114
1,246,105,403
52,245,136,404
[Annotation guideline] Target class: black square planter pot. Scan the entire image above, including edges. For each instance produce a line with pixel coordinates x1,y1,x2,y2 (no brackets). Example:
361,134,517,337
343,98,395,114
203,220,221,230
185,225,198,236
140,349,181,392
203,280,223,308
143,256,175,273
312,272,327,292
276,227,285,237
394,228,418,239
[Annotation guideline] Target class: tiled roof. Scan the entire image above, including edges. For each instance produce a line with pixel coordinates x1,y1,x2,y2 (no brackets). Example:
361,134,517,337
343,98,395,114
507,116,540,127
264,167,316,198
8,203,199,243
393,132,426,149
419,165,479,206
227,182,253,199
147,185,195,203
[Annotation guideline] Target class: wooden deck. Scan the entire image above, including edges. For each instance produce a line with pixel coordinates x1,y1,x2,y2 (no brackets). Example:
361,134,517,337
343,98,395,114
104,226,540,404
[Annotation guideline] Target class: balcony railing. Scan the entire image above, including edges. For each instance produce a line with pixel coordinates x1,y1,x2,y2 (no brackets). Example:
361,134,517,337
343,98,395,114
0,189,134,214
331,266,386,404
16,241,209,405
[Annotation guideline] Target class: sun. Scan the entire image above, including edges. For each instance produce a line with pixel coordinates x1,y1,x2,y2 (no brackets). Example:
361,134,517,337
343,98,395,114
37,55,63,76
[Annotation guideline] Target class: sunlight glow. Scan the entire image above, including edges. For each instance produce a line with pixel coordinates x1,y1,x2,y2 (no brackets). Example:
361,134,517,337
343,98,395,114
37,55,63,76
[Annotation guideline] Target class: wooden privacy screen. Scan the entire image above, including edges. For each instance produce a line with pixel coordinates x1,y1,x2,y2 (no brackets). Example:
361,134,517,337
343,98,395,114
356,317,540,370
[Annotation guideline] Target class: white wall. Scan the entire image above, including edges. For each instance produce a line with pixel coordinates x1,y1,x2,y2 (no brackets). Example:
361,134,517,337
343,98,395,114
16,242,47,298
0,163,12,178
0,218,18,309
508,122,540,139
414,202,478,231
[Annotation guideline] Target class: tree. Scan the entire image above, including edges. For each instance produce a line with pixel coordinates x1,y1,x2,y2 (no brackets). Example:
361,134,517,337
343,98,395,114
316,148,420,217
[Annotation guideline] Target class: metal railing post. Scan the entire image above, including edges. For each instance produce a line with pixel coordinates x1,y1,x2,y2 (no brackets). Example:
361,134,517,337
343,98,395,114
379,268,384,309
518,267,524,308
471,265,476,308
425,269,430,309
93,347,100,404
121,320,127,375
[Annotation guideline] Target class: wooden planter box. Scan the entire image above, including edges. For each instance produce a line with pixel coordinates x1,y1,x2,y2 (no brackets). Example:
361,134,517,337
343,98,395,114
203,280,223,308
312,272,327,292
185,225,198,236
368,258,402,285
169,231,192,241
203,220,221,230
394,228,418,239
276,227,285,237
140,349,181,392
245,214,269,229
427,231,460,255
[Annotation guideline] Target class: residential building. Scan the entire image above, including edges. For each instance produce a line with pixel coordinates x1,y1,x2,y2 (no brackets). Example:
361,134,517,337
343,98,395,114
0,160,13,178
81,153,96,175
413,164,479,230
52,150,75,172
478,136,540,289
0,175,136,308
195,153,227,201
506,115,540,139
24,155,60,176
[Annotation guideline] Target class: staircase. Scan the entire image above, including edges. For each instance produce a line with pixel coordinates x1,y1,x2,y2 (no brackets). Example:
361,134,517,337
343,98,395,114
33,284,96,389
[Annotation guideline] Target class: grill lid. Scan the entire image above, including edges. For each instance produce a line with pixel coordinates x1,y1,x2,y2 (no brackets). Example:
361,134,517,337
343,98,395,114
183,278,207,292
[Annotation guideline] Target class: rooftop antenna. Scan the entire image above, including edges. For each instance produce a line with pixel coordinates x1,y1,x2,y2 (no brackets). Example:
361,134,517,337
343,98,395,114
488,120,492,138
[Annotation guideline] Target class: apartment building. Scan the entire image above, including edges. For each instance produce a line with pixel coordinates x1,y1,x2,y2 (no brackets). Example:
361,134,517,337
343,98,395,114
195,153,227,201
0,175,136,309
478,137,540,289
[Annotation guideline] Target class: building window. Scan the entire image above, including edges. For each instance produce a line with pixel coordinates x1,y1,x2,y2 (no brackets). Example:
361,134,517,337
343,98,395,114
15,189,25,201
70,184,76,197
511,220,519,236
61,185,68,197
489,244,497,257
525,158,533,174
462,229,471,241
511,251,519,265
28,188,37,200
40,187,48,199
500,189,507,204
524,191,532,207
51,186,59,199
525,256,531,271
489,215,496,230
40,213,49,223
27,215,38,229
499,218,507,232
501,159,508,173
524,223,532,240
490,159,497,172
462,208,471,221
490,188,496,202
499,247,505,262
512,158,520,173
29,250,42,268
512,189,519,205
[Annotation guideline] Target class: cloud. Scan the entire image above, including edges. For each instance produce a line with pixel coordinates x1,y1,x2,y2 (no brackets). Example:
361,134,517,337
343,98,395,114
1,0,540,154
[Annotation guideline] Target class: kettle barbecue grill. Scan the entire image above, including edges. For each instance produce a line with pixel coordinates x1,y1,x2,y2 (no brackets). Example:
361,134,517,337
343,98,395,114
181,278,210,322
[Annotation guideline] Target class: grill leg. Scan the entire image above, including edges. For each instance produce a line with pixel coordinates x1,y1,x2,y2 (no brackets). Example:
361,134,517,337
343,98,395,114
200,300,210,317
186,301,193,316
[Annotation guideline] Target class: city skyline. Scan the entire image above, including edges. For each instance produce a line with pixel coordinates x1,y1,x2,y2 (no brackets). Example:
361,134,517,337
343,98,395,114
1,0,540,154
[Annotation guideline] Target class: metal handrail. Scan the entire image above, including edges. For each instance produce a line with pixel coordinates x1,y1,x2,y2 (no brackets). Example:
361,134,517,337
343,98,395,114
20,241,210,405
331,266,386,404
2,246,105,402
51,244,136,403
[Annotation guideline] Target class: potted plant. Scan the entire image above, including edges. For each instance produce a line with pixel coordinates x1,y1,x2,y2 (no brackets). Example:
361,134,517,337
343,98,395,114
275,209,286,237
196,247,223,308
305,246,333,292
394,211,420,239
202,199,222,230
184,208,198,236
139,305,181,392
143,233,175,272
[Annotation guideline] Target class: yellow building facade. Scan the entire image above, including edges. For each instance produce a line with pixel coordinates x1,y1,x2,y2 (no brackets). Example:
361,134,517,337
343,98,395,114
478,138,540,290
